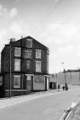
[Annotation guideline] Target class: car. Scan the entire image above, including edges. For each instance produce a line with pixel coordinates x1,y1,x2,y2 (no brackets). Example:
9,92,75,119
60,102,77,120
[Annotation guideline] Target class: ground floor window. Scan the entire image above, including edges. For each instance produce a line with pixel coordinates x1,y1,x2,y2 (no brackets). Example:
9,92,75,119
13,75,21,88
0,77,3,86
33,75,45,90
34,75,44,83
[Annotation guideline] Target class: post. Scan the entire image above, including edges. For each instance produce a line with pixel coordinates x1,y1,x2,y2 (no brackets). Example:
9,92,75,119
70,70,72,88
61,62,65,85
9,40,12,97
64,69,66,84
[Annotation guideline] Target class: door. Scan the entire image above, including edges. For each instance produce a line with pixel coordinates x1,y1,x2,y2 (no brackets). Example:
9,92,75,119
26,75,33,91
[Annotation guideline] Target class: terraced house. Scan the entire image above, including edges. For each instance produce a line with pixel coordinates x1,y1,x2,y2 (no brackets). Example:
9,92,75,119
1,36,49,97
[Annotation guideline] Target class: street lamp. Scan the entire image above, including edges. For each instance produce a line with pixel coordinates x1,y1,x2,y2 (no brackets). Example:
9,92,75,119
61,62,66,85
64,69,67,85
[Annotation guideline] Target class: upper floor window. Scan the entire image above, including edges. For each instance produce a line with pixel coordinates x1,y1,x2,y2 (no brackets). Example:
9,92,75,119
26,60,31,69
13,75,21,88
35,49,41,59
23,49,32,59
14,59,21,71
26,38,32,48
35,60,41,72
14,47,21,57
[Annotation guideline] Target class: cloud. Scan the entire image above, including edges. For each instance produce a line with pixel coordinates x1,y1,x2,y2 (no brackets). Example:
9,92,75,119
0,4,3,15
76,46,80,57
57,45,74,55
0,4,7,16
45,23,77,45
0,30,9,50
0,4,18,19
9,21,22,34
54,0,60,3
9,8,18,18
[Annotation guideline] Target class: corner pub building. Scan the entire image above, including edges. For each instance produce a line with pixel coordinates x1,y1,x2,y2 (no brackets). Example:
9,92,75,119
1,36,49,97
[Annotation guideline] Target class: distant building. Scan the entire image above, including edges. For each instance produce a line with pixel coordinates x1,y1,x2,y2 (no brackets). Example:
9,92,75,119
1,36,49,97
53,69,80,87
49,74,57,89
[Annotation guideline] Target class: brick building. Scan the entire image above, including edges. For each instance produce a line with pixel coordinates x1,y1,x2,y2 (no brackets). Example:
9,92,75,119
1,36,49,97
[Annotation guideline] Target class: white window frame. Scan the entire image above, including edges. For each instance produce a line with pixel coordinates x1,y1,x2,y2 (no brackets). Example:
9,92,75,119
13,75,21,88
14,47,21,57
14,59,21,71
35,60,41,72
26,38,32,48
35,49,41,59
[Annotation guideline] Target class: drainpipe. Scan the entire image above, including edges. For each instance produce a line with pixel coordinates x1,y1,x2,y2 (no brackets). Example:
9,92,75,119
9,40,12,97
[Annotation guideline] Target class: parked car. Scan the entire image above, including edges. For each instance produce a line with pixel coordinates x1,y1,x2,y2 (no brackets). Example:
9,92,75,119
60,102,77,120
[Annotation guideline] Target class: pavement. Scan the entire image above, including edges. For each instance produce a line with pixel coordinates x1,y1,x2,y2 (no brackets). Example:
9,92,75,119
0,86,80,120
59,86,80,120
0,89,59,109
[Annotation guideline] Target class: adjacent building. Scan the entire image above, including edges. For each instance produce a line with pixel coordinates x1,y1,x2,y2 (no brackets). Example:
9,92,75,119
49,74,57,89
50,69,80,88
1,36,49,97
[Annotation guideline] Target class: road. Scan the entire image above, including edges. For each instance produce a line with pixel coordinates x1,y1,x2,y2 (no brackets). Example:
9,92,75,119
0,86,80,120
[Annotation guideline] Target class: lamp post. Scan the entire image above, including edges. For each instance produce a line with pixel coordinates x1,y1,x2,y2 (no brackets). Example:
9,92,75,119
61,62,66,85
9,39,12,97
64,69,67,84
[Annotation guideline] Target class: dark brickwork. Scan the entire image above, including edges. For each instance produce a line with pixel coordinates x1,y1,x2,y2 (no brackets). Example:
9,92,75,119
1,36,49,97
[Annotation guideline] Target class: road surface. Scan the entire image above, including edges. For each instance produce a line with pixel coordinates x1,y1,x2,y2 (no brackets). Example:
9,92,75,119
0,86,80,120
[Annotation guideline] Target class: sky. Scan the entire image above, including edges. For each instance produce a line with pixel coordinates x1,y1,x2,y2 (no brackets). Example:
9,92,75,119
0,0,80,73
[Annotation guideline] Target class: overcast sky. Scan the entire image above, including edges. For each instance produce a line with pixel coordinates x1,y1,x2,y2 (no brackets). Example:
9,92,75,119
0,0,80,73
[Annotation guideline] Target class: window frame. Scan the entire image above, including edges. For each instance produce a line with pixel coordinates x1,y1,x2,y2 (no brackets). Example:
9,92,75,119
23,49,32,59
13,75,21,88
26,38,32,48
14,58,21,71
35,49,41,59
14,47,21,57
26,60,31,69
35,60,41,72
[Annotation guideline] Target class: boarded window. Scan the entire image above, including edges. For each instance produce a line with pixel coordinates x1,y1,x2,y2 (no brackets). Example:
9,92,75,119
14,59,21,71
34,75,44,83
35,61,41,72
26,38,32,48
33,75,45,90
35,49,41,59
23,49,32,59
13,75,20,88
14,47,21,57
